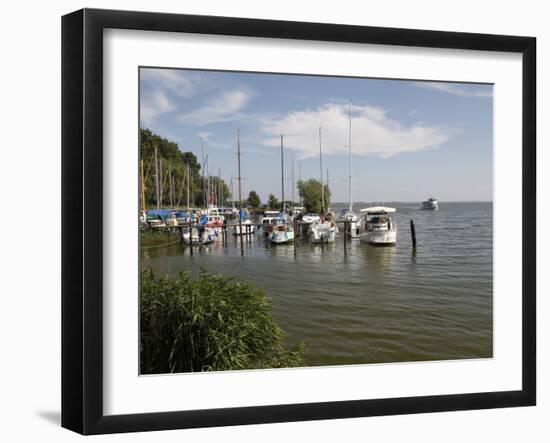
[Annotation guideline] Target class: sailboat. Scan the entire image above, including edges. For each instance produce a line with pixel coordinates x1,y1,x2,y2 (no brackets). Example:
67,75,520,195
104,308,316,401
308,127,337,243
269,134,295,244
337,100,361,238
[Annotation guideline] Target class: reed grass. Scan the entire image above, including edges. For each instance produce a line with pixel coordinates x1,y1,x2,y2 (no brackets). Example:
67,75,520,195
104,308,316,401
140,269,304,374
140,230,180,248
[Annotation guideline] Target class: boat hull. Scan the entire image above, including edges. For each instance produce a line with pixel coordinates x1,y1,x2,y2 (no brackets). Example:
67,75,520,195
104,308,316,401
308,223,337,243
360,229,396,246
270,229,295,244
181,227,217,245
232,222,256,235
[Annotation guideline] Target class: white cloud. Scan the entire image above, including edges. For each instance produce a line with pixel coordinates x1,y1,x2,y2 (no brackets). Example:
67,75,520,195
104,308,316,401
415,81,493,98
141,69,207,98
178,90,253,125
260,103,452,159
140,90,176,126
198,131,232,151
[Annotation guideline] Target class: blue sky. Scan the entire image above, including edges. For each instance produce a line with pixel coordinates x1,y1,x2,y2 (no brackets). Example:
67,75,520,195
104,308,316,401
139,67,493,203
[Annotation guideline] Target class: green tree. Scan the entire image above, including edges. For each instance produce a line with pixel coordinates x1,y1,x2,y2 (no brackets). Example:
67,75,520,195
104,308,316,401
267,194,279,210
140,269,303,374
139,128,231,208
246,190,261,208
297,179,331,214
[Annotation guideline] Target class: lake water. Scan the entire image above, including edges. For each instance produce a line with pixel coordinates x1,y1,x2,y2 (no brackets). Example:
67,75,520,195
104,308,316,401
141,202,493,366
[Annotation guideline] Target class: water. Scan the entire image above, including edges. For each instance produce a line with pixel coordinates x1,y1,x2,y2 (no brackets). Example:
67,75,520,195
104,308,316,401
141,202,493,366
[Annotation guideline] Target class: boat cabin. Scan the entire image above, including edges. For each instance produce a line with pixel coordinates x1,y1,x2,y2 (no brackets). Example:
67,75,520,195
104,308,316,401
360,206,396,232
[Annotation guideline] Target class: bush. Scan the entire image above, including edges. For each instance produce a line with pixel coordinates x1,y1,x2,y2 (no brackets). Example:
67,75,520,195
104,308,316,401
140,269,304,374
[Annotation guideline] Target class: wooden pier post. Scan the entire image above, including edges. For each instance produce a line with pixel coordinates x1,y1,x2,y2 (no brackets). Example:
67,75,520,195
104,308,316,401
188,222,193,255
293,220,297,257
343,220,348,253
410,219,417,249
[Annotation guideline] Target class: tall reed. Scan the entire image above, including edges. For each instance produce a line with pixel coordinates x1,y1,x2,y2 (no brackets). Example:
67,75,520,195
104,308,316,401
140,269,303,374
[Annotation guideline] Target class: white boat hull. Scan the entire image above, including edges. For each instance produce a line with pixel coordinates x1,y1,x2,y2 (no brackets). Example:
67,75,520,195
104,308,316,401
360,229,396,245
270,229,295,244
339,220,361,238
308,222,337,243
182,227,217,245
232,222,256,235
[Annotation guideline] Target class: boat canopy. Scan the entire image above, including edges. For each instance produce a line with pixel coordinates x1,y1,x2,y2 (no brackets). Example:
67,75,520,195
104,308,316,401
146,208,174,220
359,206,396,214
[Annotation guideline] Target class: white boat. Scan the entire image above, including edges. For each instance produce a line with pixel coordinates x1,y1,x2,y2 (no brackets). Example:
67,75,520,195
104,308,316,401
308,220,337,243
232,219,255,235
260,211,281,236
339,100,361,238
268,222,295,244
181,226,217,245
306,127,337,244
337,208,361,238
302,213,321,224
421,196,438,210
165,213,179,227
148,219,166,229
196,214,225,238
269,134,295,244
359,206,397,245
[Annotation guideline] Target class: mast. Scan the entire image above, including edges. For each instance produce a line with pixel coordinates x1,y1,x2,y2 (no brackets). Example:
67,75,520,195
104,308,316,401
203,155,209,206
319,126,324,214
231,176,234,208
291,152,295,212
201,137,206,207
237,129,244,254
159,158,163,207
140,159,146,213
299,162,303,207
280,134,285,212
187,163,191,209
348,99,353,212
169,164,173,207
218,168,222,207
326,168,330,206
154,146,160,209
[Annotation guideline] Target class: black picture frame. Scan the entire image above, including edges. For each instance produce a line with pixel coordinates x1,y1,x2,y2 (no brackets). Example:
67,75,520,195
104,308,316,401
62,8,536,435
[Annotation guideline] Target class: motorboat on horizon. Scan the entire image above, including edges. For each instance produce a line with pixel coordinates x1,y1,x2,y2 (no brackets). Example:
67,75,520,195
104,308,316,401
421,196,438,210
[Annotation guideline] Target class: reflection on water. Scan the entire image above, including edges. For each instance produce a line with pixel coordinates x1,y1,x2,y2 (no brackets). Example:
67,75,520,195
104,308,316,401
141,202,493,366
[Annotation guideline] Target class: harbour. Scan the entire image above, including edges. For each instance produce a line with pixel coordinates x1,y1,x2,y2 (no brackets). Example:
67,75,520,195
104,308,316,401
141,201,493,366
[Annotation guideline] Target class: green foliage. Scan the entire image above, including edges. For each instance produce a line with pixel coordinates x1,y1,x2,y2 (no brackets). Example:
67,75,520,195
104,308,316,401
140,128,230,208
297,179,331,214
246,190,261,208
267,193,279,210
140,269,304,374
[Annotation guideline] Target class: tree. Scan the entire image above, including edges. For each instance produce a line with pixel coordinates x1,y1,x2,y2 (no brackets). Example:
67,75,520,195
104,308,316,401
267,194,279,210
139,128,231,208
246,190,261,208
297,179,331,214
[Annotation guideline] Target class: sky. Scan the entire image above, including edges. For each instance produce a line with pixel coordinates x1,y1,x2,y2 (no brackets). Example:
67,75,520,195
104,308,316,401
139,67,493,203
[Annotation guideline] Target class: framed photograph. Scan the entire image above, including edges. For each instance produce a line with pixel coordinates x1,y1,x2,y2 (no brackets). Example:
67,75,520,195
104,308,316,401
62,8,536,435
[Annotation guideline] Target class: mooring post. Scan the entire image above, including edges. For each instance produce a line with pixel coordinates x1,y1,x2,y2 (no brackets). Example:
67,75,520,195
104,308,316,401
293,220,297,257
344,220,348,253
188,222,193,255
410,219,417,249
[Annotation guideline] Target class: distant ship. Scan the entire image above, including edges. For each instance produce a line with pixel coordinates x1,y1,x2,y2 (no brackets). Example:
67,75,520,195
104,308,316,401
421,196,438,210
